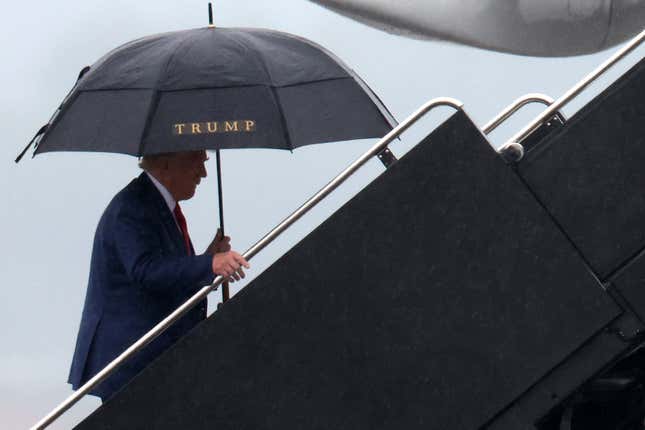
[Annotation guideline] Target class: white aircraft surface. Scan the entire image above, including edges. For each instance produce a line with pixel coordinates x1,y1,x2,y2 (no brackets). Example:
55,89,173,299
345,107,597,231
309,0,645,56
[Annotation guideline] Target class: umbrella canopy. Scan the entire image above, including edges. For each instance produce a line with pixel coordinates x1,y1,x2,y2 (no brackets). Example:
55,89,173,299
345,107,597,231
18,24,397,304
28,26,396,157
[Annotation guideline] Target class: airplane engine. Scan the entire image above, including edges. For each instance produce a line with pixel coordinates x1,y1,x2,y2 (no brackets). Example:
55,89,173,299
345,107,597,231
309,0,645,56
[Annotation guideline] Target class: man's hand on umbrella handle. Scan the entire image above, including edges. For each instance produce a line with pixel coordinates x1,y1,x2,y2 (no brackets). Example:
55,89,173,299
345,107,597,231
205,228,231,255
212,251,250,283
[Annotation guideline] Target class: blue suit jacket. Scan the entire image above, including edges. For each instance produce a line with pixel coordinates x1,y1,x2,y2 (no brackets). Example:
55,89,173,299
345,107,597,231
68,172,214,400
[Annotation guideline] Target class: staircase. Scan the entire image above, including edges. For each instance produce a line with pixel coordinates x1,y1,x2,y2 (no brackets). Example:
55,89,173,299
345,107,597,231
72,56,645,429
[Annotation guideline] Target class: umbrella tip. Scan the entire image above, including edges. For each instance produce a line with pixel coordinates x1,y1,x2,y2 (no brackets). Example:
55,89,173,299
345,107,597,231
207,2,215,28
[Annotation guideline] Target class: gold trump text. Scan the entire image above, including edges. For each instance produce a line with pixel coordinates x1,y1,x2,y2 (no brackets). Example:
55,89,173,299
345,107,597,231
173,120,256,136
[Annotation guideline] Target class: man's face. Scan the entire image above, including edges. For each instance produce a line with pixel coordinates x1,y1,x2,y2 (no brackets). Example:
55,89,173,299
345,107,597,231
166,150,208,201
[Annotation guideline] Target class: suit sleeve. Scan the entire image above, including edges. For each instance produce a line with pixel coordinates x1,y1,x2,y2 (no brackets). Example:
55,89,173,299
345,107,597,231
112,201,215,295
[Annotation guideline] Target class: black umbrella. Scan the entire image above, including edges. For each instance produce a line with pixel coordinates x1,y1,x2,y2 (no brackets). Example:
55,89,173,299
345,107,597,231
16,6,396,301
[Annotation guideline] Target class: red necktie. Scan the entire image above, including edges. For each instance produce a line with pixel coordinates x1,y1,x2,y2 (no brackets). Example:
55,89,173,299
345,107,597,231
173,203,192,255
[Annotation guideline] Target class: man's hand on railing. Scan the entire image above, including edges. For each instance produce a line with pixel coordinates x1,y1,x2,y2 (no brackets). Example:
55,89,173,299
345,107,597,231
212,251,250,282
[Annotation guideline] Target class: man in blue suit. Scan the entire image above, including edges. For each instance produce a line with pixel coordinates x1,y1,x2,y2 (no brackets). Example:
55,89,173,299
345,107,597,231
68,150,249,401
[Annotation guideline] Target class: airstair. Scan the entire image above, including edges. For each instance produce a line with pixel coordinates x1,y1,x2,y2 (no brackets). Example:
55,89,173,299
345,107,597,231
36,30,645,430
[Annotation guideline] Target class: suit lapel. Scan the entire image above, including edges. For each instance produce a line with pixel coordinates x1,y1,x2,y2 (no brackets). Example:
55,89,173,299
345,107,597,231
138,173,187,255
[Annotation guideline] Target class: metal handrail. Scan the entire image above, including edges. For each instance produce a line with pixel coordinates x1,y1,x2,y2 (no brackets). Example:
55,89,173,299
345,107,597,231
501,28,645,153
31,96,464,430
482,93,555,135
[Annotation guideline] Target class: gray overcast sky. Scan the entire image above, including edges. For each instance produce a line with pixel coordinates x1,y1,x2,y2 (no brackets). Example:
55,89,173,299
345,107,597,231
1,1,643,428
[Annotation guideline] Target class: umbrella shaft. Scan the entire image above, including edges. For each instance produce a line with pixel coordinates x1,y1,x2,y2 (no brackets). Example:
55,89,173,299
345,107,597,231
216,149,225,234
215,149,230,302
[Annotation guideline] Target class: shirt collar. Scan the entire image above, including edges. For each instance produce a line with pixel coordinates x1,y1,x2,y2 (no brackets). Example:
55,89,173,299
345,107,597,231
145,171,176,214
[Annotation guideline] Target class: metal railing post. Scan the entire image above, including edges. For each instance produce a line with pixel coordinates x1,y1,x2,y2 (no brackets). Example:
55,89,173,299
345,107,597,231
501,28,645,153
482,93,555,135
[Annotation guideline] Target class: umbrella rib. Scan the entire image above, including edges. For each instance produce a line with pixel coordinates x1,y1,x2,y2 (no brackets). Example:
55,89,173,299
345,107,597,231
137,31,196,156
32,70,90,157
283,31,398,128
235,32,295,151
75,76,352,92
269,86,294,151
350,74,398,129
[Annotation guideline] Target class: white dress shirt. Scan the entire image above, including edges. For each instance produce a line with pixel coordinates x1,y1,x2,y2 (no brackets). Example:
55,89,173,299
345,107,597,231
146,172,181,232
